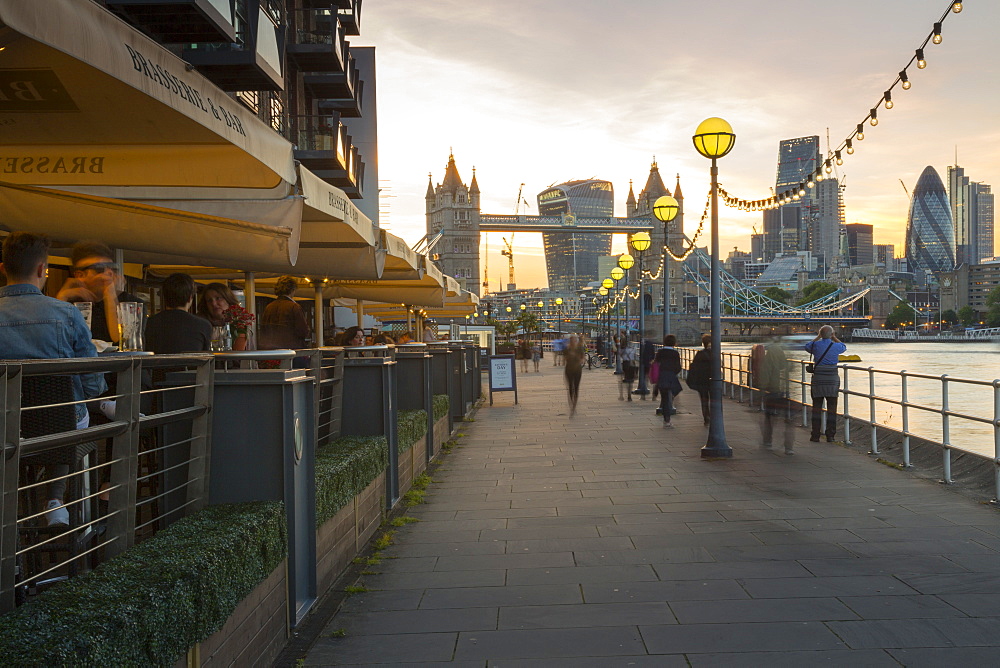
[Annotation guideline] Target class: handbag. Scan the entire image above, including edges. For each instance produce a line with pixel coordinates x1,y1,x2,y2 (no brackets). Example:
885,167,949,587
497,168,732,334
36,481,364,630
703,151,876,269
806,340,835,374
649,361,660,384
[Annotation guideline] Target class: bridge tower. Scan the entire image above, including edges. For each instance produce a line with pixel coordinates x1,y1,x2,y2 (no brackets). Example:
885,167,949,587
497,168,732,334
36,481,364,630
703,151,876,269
629,161,687,317
426,152,481,295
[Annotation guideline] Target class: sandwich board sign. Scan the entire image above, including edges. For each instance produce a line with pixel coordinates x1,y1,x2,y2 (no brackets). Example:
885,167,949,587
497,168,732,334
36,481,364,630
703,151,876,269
488,354,517,405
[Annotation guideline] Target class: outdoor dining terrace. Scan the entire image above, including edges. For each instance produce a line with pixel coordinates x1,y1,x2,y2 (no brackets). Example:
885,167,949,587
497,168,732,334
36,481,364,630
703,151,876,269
0,341,482,666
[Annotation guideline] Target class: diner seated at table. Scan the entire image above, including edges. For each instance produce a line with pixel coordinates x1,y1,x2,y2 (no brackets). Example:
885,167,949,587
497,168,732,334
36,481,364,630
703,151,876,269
56,240,140,345
0,232,106,526
198,282,252,351
145,273,212,354
336,326,365,347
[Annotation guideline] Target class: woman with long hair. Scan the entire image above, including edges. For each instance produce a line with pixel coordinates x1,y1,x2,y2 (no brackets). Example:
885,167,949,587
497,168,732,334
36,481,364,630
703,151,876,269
198,282,251,350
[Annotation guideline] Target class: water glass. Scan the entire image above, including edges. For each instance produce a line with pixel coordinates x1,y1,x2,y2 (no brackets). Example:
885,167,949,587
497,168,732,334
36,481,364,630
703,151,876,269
117,302,144,351
211,326,232,352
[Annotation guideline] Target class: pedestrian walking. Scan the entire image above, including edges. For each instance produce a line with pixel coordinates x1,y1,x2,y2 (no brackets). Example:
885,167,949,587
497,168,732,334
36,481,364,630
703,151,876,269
619,341,637,401
652,335,682,427
804,325,847,442
564,334,585,415
531,341,541,372
518,337,531,374
759,338,794,454
686,334,712,426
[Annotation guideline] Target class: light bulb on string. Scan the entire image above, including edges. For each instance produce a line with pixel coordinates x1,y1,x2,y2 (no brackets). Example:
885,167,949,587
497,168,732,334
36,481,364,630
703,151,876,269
900,70,911,90
806,176,815,188
792,192,801,201
916,48,926,69
856,124,865,141
815,170,824,183
884,91,893,109
932,23,942,44
869,109,878,126
797,184,806,197
952,2,962,13
845,139,854,154
835,150,843,166
825,159,833,174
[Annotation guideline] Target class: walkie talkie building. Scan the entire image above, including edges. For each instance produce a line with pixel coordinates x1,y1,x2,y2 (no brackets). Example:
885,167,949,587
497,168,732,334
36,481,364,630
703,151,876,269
537,179,614,293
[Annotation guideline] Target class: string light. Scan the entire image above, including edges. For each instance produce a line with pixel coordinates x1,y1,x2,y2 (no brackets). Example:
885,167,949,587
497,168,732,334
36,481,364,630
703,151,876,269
711,1,960,211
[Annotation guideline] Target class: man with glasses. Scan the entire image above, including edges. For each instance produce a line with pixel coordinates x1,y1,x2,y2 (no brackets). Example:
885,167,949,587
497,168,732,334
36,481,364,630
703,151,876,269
56,240,140,344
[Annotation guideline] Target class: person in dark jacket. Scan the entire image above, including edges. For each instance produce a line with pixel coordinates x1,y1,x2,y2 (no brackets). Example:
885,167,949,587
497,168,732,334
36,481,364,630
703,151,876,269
145,273,212,354
686,334,712,426
653,334,682,427
259,276,310,350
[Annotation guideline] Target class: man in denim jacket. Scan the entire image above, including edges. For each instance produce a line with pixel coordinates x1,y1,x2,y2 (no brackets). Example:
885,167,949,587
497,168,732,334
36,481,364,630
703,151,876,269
0,232,106,524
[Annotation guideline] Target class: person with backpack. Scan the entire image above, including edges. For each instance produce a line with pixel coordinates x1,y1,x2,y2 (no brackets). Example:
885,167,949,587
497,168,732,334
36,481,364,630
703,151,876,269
651,334,682,427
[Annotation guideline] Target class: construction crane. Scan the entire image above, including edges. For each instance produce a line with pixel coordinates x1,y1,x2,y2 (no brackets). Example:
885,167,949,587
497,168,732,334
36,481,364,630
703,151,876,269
499,184,527,290
899,178,910,199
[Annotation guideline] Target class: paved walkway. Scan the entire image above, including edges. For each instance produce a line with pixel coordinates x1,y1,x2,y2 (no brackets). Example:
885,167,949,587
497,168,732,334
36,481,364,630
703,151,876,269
304,362,1000,666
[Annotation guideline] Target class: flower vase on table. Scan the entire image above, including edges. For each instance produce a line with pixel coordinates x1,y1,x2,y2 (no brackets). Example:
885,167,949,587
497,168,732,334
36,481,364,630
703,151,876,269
223,303,255,352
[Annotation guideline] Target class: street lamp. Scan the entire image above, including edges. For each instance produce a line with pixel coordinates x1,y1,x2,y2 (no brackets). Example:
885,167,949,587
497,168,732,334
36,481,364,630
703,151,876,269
618,254,634,344
555,297,563,336
610,267,625,373
693,116,735,458
630,232,652,397
599,284,611,364
653,195,680,339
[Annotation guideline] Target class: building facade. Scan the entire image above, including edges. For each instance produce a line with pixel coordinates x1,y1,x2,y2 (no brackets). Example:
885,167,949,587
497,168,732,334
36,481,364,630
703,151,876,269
906,166,955,275
845,223,874,266
537,180,615,293
425,154,481,294
625,162,685,314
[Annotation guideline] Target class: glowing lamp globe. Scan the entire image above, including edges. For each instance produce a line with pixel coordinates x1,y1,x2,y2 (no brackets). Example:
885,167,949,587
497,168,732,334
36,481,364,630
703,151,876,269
692,117,736,159
618,254,635,270
652,195,679,223
602,278,614,289
598,287,608,296
630,231,651,253
610,267,625,281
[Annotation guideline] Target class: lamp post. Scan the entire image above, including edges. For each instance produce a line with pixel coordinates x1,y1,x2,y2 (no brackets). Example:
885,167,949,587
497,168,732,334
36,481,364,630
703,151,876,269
653,196,680,339
693,117,736,458
599,284,611,365
618,254,634,344
630,232,651,397
610,266,625,373
555,297,563,336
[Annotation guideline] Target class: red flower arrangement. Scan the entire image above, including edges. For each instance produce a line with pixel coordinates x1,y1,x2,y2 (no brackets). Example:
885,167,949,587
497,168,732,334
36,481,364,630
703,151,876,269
223,303,255,332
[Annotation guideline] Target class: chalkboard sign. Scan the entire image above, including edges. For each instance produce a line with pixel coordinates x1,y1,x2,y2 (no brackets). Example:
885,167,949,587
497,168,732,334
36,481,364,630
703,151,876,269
488,354,517,405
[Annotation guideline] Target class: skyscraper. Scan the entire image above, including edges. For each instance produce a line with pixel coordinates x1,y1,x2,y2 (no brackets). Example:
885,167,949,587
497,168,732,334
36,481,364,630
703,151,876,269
906,166,955,274
537,179,614,293
845,223,874,266
765,136,841,270
948,164,995,264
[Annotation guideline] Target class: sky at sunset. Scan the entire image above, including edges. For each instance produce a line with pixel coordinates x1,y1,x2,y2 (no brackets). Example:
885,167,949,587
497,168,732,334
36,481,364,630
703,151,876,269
355,0,1000,290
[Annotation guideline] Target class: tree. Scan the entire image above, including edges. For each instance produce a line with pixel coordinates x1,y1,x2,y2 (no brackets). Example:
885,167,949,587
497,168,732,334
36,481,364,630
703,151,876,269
885,301,916,329
796,281,838,306
987,287,1000,328
958,305,977,326
940,309,958,326
762,287,791,304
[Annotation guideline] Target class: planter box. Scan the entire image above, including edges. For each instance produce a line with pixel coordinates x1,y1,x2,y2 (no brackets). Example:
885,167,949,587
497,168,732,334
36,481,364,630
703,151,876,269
316,473,385,594
432,415,450,462
176,559,288,668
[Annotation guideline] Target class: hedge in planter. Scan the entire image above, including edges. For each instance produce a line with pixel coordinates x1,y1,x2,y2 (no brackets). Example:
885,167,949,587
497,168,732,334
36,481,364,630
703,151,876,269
0,501,286,667
315,435,389,527
432,394,449,421
398,409,428,454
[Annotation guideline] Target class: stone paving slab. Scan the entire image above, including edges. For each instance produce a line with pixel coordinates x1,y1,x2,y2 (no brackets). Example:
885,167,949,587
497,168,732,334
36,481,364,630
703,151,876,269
303,364,1000,665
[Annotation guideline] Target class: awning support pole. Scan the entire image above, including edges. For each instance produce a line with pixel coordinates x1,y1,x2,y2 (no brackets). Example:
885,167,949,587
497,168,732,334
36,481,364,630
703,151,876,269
314,282,325,346
356,299,364,328
244,272,256,340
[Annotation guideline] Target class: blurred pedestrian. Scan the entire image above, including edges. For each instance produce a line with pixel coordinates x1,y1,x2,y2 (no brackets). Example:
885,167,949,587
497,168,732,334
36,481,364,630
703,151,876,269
686,334,712,426
564,334,585,414
619,341,636,401
653,334,682,427
760,338,794,454
804,325,847,442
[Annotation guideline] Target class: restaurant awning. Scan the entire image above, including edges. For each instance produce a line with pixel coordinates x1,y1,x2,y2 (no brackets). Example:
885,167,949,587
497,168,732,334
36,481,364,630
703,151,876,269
359,289,480,319
0,0,301,268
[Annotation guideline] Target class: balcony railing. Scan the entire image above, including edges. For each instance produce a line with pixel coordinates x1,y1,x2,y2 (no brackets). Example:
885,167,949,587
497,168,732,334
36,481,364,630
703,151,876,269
287,10,347,73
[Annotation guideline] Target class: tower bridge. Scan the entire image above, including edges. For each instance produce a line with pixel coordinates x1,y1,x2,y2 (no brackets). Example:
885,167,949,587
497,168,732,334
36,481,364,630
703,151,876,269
479,214,654,233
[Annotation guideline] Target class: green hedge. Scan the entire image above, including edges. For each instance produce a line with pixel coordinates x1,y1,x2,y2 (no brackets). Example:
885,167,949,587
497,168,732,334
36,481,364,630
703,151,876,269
432,394,449,421
0,501,286,667
398,409,428,454
315,435,388,527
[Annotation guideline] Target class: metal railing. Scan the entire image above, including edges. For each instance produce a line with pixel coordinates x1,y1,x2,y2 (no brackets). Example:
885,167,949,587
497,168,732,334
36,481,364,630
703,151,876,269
1,354,213,613
297,348,346,447
678,347,1000,500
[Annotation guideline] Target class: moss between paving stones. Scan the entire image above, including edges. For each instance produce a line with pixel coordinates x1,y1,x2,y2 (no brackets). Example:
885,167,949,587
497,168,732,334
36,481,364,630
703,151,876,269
315,435,389,527
0,501,286,667
432,394,449,421
398,409,427,454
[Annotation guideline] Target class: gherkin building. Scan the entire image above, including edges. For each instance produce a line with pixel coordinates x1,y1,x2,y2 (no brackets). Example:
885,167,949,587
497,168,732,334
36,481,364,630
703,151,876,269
906,166,955,273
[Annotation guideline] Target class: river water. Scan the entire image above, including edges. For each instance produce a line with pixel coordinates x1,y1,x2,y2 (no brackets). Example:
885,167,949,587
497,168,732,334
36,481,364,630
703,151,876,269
717,341,1000,459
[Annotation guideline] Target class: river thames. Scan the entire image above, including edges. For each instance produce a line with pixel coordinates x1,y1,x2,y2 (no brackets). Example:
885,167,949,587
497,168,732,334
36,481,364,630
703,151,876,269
718,341,1000,459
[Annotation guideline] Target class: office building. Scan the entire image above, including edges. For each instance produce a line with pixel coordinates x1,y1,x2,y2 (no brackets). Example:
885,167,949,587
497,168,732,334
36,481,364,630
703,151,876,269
906,166,955,274
537,179,614,293
948,165,995,265
845,223,874,266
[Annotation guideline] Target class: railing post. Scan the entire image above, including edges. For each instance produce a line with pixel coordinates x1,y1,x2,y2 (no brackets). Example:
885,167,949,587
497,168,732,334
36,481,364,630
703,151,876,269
901,370,911,467
868,367,879,455
994,380,1000,503
104,358,141,559
843,368,851,445
185,356,215,514
0,364,21,614
801,363,808,427
942,374,952,484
